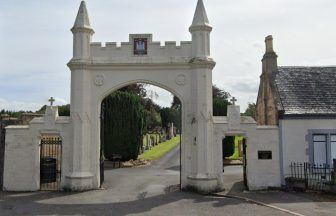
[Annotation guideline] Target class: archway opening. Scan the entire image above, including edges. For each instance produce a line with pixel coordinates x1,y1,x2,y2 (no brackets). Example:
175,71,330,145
222,135,248,190
99,83,182,191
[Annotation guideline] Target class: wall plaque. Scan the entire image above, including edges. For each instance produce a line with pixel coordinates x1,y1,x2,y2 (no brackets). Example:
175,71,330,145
134,38,148,55
94,75,105,86
258,151,272,160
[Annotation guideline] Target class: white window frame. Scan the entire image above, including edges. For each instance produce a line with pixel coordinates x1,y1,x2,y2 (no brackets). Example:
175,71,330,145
312,134,328,165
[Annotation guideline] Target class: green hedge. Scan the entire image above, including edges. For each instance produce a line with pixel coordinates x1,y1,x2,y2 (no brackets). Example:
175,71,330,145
213,98,229,116
222,136,235,158
103,91,146,161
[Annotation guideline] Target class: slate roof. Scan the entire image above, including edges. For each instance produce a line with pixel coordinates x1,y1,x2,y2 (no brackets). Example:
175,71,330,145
274,66,336,115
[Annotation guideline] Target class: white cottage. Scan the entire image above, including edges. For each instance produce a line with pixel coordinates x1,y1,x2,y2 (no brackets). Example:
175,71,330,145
256,35,336,184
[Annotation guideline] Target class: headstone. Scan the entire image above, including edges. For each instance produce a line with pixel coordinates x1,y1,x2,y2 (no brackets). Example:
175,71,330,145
168,123,174,139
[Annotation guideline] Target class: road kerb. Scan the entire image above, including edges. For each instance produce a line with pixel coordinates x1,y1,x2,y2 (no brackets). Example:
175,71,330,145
210,193,306,216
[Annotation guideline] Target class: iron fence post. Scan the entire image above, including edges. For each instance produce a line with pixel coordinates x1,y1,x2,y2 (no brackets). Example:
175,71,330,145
304,163,308,189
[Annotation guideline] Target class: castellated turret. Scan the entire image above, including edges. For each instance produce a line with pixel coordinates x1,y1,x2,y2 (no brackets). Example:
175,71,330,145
71,1,94,60
189,0,212,59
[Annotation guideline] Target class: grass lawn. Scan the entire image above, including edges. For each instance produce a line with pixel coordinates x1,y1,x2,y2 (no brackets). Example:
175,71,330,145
138,135,180,161
228,136,243,160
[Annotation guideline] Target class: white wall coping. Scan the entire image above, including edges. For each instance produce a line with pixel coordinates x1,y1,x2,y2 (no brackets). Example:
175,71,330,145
213,116,256,124
30,117,44,124
56,117,71,124
213,116,228,124
257,125,279,130
5,125,29,130
29,116,71,124
241,116,257,124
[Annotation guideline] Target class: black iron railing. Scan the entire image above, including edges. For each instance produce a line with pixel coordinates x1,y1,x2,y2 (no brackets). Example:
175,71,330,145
288,162,335,191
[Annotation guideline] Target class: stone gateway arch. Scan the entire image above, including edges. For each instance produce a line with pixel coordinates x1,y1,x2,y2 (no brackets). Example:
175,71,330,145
2,0,282,194
67,0,223,193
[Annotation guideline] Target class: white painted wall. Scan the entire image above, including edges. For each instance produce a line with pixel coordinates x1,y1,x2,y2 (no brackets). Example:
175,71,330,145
3,107,71,191
247,126,281,190
213,105,281,191
3,126,39,191
280,118,336,183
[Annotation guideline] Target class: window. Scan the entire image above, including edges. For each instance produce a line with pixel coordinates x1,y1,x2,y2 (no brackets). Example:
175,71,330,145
331,135,336,163
313,135,327,164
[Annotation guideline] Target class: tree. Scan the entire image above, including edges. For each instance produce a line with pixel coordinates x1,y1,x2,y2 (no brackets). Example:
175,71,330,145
59,104,70,116
212,85,231,116
244,102,256,119
213,85,231,101
160,107,181,131
213,98,230,116
103,91,146,161
119,83,147,98
222,136,235,158
37,104,70,116
171,96,181,110
0,110,30,118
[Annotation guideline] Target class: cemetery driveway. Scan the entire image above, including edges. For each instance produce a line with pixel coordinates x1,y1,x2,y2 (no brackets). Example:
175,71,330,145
0,146,335,215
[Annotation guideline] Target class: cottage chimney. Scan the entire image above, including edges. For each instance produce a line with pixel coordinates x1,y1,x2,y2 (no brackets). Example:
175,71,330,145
256,35,279,126
265,35,274,53
262,35,278,75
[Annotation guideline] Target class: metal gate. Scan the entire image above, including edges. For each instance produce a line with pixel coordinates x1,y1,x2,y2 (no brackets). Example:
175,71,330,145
243,139,248,190
100,101,105,187
0,124,5,190
40,136,62,191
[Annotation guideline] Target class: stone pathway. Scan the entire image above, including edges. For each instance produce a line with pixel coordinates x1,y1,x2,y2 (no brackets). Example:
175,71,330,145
219,165,336,216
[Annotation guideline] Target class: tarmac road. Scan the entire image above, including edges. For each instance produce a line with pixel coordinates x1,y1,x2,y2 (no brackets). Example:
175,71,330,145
1,145,334,215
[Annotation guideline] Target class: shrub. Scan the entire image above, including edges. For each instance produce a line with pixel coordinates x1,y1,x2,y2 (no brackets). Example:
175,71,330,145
222,136,235,158
102,91,146,161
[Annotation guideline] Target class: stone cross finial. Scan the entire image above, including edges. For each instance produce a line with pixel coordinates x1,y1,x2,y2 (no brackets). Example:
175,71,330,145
230,97,237,105
48,97,55,106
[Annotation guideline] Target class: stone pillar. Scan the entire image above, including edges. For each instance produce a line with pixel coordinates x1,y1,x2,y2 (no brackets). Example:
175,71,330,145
227,105,241,131
66,1,95,191
44,106,59,129
185,0,223,193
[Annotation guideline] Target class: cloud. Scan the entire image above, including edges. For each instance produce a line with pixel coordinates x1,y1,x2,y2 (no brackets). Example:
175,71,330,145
53,97,69,106
0,98,43,111
145,85,173,108
1,0,335,112
227,81,259,94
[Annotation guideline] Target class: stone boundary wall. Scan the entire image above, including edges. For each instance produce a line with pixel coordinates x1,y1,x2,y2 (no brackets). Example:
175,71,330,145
2,107,72,192
247,126,281,190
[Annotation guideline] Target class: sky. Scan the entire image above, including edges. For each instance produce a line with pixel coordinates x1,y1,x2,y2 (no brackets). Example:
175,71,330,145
0,0,335,111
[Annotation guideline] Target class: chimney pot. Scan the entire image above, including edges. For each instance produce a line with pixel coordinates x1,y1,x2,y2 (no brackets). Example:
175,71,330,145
265,35,274,53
